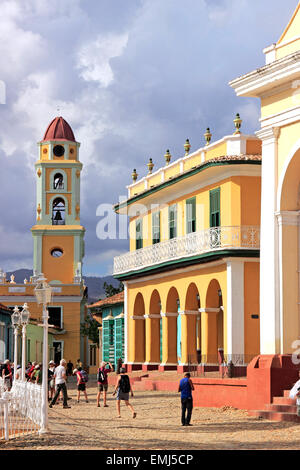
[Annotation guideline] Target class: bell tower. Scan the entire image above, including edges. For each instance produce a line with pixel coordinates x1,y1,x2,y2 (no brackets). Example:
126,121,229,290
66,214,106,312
31,116,85,284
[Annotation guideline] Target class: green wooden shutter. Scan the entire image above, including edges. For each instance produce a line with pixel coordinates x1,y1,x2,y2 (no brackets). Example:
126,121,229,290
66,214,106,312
186,197,196,234
102,318,115,364
115,316,124,369
209,188,220,227
152,211,160,244
169,204,177,239
136,219,143,250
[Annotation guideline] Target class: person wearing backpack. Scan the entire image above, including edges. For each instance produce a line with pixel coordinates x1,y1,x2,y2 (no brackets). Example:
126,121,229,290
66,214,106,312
73,367,89,403
96,361,113,408
113,367,136,419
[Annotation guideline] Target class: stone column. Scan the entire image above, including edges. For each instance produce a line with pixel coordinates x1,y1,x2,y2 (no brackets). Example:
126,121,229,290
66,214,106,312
179,311,198,365
144,314,160,369
226,258,245,358
256,127,281,354
160,312,178,370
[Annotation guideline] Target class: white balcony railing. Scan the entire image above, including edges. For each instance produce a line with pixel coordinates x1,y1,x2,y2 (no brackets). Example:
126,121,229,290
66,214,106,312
113,225,260,275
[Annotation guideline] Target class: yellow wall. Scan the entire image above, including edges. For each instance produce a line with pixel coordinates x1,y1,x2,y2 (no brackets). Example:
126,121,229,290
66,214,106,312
244,262,260,358
42,234,74,283
128,176,261,250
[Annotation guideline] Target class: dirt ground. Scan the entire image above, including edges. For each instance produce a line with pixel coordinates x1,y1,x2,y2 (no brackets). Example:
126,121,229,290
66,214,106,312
1,379,300,450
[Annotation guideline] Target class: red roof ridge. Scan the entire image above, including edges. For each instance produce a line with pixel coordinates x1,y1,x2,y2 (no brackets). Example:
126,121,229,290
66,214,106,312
87,291,124,309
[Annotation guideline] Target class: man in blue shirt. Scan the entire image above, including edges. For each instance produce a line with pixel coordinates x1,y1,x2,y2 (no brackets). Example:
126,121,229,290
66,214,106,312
178,372,194,426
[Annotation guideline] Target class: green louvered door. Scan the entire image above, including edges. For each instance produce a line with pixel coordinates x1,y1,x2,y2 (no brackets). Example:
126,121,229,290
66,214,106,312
115,317,124,368
102,319,115,364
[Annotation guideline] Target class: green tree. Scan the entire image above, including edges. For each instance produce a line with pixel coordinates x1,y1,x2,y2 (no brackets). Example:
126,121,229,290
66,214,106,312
103,281,124,298
80,315,99,346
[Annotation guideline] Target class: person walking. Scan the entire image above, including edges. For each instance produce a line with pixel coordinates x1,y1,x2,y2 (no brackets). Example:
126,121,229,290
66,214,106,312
73,367,89,403
96,361,113,407
49,359,71,409
31,364,42,384
66,360,73,377
178,372,194,426
2,360,13,391
27,361,37,382
48,360,56,401
112,368,136,419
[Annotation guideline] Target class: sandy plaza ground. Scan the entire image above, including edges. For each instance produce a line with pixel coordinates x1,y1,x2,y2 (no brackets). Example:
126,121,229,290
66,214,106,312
1,377,300,451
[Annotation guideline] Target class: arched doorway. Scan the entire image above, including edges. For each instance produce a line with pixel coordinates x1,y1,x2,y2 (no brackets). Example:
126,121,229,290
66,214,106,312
183,283,200,365
204,279,223,363
164,287,181,365
132,292,145,364
277,147,300,352
146,289,162,366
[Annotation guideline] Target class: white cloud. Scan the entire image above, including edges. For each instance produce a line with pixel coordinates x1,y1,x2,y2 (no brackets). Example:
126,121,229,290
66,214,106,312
77,33,129,87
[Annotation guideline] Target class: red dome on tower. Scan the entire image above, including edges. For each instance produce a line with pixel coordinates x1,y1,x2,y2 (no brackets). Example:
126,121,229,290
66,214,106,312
42,116,76,142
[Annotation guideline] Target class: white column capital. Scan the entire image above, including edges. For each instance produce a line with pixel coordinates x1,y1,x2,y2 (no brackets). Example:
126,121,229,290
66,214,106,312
275,210,300,226
161,312,178,317
198,308,220,313
256,126,281,142
178,310,199,315
144,314,161,319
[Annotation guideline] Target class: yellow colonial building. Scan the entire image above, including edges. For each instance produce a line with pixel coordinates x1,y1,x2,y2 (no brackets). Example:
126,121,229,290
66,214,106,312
0,117,88,366
230,1,300,356
114,125,262,371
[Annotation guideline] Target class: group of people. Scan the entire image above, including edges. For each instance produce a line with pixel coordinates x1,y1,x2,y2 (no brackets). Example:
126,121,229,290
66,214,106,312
2,356,196,424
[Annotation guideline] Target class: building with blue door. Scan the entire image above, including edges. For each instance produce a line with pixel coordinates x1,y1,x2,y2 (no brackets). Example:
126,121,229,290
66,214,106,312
88,292,124,370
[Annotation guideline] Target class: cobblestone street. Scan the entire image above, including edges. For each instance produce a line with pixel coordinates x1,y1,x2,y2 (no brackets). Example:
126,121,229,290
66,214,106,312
1,380,300,450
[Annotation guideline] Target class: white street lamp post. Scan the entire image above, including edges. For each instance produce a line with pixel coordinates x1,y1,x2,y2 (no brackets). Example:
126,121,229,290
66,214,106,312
11,306,21,382
34,274,52,434
20,303,30,381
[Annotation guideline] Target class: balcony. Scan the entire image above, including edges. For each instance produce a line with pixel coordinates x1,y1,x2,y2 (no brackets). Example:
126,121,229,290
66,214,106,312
113,225,260,276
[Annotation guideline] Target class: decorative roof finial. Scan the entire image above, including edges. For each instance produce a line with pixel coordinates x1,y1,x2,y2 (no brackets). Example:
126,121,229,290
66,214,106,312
233,113,242,134
184,139,191,156
204,128,212,146
147,158,154,174
164,149,171,165
132,169,138,182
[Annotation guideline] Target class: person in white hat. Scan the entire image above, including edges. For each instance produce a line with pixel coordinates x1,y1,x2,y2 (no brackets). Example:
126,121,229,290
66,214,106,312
48,360,56,401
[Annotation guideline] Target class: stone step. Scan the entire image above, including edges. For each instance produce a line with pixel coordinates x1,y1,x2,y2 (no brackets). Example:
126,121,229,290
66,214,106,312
283,389,294,398
249,410,300,423
272,396,296,405
265,403,297,413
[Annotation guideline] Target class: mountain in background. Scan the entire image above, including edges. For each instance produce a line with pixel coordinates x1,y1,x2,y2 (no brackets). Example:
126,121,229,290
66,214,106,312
5,269,119,303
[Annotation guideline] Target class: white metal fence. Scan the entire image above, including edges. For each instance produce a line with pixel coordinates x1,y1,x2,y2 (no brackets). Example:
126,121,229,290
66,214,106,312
0,378,43,440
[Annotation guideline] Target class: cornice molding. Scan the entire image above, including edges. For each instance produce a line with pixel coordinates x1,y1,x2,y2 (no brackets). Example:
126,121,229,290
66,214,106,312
229,52,300,98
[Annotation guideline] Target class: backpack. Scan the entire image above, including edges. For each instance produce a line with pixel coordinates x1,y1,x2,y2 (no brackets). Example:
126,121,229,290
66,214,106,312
80,370,88,383
119,374,130,393
97,369,105,383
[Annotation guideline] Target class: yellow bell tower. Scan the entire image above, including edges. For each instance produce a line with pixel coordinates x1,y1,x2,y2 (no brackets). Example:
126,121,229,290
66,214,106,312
31,116,85,284
31,116,87,364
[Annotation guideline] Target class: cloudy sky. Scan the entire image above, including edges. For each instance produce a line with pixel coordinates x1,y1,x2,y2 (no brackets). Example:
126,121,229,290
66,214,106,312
0,0,297,276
